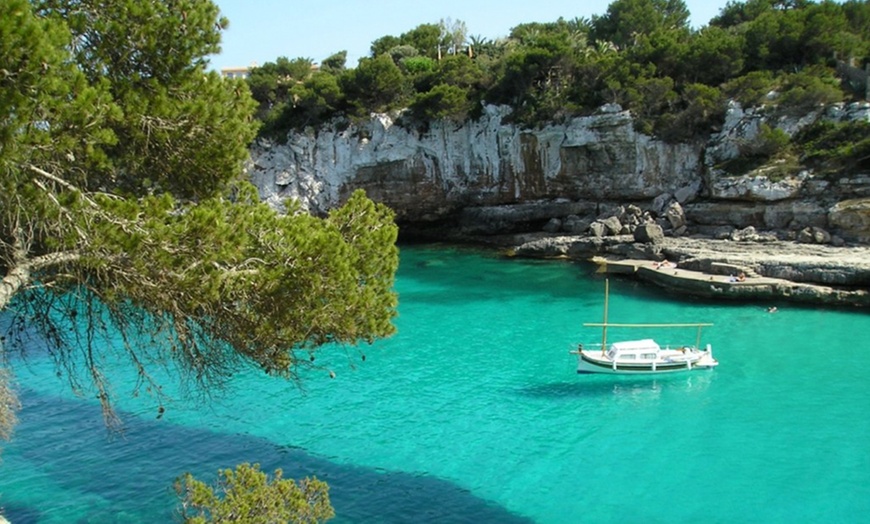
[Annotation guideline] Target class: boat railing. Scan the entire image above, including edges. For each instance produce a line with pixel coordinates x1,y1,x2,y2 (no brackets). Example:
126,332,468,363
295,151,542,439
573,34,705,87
583,322,713,352
571,342,707,354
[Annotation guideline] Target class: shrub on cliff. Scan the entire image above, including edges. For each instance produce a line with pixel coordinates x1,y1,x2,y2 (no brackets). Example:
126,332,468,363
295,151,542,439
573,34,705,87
657,83,728,143
743,123,792,159
796,120,870,175
723,71,776,108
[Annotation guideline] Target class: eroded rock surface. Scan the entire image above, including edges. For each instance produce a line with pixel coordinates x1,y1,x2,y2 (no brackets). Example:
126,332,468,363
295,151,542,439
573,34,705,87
247,101,870,305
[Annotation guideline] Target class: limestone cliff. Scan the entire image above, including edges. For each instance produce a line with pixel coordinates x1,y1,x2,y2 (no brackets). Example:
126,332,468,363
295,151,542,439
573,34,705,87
248,101,870,243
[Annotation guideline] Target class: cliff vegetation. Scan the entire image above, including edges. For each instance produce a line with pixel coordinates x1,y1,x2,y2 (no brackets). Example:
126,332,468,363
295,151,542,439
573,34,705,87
248,0,869,169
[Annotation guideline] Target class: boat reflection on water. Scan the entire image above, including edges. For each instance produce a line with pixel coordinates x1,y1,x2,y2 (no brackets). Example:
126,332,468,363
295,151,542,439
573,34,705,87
519,371,714,401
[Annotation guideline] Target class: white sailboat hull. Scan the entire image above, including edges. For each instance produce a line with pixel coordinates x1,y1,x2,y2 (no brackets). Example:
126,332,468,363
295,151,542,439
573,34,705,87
575,342,718,375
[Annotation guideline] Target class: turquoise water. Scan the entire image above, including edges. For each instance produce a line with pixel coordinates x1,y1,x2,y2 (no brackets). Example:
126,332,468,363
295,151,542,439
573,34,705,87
2,244,869,523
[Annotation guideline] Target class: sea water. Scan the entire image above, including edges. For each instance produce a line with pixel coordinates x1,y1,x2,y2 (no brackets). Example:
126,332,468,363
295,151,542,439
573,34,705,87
1,244,869,523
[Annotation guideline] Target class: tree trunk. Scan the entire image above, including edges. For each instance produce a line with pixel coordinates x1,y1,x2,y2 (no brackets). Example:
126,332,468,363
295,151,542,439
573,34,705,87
0,264,30,310
0,251,79,310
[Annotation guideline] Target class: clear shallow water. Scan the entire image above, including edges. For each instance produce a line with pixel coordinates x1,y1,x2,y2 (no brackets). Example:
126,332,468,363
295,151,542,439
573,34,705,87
2,244,869,523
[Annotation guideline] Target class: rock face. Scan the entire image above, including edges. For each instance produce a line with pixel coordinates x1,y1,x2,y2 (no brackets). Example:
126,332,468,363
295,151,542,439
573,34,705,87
249,101,870,243
249,104,702,228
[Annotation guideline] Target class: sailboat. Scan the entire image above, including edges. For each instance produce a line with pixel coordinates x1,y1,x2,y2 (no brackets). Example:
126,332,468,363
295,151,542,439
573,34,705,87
571,280,718,374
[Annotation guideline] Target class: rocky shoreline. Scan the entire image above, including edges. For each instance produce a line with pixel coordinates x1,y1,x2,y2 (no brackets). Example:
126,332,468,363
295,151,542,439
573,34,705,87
502,233,870,307
402,197,870,308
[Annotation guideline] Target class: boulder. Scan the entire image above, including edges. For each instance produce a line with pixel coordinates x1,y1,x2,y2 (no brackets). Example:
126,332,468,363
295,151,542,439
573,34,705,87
651,193,673,215
703,225,735,239
674,180,701,204
830,198,870,242
542,218,562,233
665,202,686,230
601,216,623,236
597,204,624,220
797,226,831,244
622,204,643,225
731,226,779,242
562,215,591,234
634,223,665,244
589,221,607,237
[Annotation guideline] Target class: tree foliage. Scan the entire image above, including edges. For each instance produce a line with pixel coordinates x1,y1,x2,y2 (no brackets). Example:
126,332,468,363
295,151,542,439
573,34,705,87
776,65,844,110
250,0,868,141
590,0,691,50
32,0,257,200
371,23,443,59
410,84,471,122
340,54,409,117
319,51,347,75
175,463,334,523
439,17,468,56
0,0,399,439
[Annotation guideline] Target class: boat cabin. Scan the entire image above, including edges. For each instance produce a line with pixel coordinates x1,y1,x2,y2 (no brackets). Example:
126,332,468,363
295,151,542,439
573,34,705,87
606,339,662,361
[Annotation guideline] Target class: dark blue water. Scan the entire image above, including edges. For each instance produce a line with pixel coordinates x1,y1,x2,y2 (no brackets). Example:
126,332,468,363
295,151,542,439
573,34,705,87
2,245,869,523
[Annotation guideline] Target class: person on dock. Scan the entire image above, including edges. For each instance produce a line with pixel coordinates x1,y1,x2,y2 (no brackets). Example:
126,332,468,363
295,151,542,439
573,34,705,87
654,260,675,270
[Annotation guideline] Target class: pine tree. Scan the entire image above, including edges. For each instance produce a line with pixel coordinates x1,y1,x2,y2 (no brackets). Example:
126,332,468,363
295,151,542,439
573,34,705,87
0,0,398,434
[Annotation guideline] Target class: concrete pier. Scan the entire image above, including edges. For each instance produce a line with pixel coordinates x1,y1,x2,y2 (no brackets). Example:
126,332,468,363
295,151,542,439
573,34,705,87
591,256,869,305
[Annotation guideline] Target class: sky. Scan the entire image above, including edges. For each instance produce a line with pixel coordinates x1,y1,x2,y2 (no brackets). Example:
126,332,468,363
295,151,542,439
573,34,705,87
209,0,734,71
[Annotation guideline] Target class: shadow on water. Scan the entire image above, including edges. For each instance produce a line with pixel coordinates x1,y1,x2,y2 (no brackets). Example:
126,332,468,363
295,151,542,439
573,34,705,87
4,389,533,524
0,505,41,524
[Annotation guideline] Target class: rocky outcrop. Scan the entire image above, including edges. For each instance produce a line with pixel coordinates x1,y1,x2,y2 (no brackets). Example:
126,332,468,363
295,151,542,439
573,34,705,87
510,234,870,306
249,100,870,245
513,233,870,285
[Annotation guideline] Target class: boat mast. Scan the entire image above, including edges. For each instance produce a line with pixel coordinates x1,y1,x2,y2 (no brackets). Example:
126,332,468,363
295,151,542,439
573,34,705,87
601,279,609,354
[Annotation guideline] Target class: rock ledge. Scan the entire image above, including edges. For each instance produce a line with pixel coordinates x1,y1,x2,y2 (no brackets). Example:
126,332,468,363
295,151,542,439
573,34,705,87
508,235,870,307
